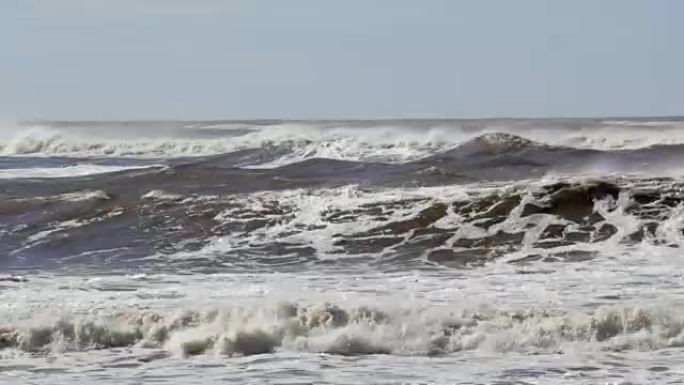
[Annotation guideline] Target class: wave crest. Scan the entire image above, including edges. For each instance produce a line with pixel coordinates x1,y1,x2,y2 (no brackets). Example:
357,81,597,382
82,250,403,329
5,119,684,164
3,303,684,357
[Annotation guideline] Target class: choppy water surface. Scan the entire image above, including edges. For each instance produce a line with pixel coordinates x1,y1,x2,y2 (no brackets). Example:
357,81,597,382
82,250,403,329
2,119,684,384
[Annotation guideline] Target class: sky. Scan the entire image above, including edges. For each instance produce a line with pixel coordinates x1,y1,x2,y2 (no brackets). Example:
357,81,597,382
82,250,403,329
0,0,682,120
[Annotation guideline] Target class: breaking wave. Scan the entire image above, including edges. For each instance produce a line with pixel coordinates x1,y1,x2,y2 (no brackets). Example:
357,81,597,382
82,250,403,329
0,123,455,164
3,118,684,167
3,172,684,271
3,302,684,357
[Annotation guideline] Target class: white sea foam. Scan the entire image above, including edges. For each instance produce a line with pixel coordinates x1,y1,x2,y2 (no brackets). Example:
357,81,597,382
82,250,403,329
0,164,159,179
8,189,110,203
3,298,684,357
157,176,683,265
3,264,684,383
56,190,111,202
18,208,124,247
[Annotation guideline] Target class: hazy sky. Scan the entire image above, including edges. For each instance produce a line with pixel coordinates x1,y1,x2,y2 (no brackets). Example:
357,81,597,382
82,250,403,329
1,0,682,120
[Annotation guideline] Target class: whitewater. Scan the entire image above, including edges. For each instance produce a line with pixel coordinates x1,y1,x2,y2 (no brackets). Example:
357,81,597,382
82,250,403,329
3,119,684,384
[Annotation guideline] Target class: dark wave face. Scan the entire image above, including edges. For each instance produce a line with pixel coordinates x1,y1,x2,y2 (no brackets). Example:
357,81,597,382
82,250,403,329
2,126,684,272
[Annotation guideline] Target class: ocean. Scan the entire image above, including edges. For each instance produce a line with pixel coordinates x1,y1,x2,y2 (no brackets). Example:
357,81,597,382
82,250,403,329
2,118,684,384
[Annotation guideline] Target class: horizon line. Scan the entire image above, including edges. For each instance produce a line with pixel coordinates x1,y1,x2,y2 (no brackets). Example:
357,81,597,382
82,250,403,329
20,115,684,124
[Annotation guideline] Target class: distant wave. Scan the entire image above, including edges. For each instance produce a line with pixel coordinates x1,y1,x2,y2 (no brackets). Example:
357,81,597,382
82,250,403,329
0,123,456,163
2,119,684,165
